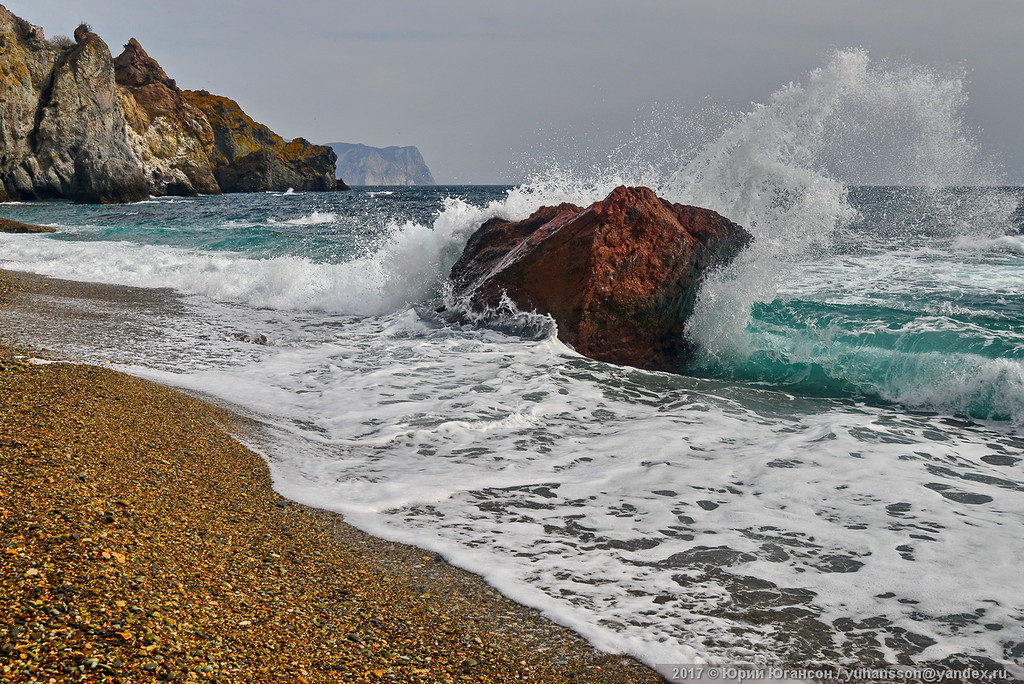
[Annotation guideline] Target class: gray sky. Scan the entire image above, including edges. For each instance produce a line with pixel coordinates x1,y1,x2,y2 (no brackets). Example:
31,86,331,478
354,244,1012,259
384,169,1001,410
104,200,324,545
8,0,1024,184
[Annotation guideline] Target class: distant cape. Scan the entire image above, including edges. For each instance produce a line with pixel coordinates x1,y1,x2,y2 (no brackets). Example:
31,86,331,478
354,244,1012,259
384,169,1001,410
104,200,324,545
327,143,435,186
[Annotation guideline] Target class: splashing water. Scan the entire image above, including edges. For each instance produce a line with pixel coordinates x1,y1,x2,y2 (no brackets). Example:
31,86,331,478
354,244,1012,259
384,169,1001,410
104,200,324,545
675,50,1004,357
493,51,1020,412
643,51,1023,426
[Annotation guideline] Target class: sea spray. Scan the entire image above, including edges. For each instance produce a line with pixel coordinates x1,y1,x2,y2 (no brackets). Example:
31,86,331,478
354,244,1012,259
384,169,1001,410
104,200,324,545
660,50,1024,422
0,194,503,315
681,50,996,356
500,50,1021,415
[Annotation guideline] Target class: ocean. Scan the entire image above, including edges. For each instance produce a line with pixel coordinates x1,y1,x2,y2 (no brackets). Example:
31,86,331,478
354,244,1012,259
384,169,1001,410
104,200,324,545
1,50,1022,676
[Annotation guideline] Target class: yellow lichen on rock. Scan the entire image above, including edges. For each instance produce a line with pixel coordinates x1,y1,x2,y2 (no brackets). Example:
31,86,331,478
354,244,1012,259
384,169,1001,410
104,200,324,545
184,90,337,192
0,10,150,203
112,38,219,196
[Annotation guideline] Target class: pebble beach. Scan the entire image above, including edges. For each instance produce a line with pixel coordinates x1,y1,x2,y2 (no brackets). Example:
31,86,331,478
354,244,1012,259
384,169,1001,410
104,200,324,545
0,269,665,683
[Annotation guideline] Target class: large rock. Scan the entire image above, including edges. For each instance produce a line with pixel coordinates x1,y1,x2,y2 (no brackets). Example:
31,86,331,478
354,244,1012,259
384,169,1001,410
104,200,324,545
113,38,220,196
448,186,752,372
184,90,339,192
0,216,56,233
70,146,149,204
0,11,149,203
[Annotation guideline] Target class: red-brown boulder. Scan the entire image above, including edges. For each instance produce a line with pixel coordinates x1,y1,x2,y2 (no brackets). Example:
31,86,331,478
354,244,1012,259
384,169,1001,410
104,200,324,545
448,185,752,372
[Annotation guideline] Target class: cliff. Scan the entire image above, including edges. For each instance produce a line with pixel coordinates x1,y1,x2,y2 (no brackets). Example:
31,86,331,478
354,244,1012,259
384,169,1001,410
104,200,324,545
0,5,344,202
185,91,338,193
328,143,435,186
113,38,219,196
0,10,148,203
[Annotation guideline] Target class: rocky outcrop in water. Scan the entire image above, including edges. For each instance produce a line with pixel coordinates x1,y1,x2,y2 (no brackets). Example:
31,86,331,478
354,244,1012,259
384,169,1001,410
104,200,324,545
328,143,435,185
0,5,345,202
184,90,337,193
448,186,752,372
0,217,55,233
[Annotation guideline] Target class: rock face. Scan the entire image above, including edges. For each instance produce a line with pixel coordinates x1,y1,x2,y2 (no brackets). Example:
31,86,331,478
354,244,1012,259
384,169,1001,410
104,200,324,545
328,143,435,185
184,90,337,193
0,4,344,202
448,186,752,372
0,10,148,203
113,38,219,196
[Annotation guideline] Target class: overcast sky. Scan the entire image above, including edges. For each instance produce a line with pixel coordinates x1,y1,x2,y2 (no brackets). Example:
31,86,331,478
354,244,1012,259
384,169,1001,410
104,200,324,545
7,0,1024,184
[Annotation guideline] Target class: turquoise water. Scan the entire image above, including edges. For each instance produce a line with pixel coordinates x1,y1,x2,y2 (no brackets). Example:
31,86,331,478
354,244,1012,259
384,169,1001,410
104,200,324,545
18,188,505,260
6,185,1023,422
688,186,1024,421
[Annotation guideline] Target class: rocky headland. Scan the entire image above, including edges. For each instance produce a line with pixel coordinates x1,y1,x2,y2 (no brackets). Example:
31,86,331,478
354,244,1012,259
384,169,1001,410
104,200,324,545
449,186,752,373
0,5,345,203
328,142,435,186
112,38,220,197
186,91,343,193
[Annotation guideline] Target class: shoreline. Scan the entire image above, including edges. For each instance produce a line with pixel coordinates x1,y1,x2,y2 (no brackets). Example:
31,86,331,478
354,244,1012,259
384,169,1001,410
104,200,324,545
0,268,666,683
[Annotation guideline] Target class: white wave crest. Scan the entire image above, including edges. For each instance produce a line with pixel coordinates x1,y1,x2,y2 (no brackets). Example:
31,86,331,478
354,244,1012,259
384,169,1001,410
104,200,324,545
0,196,505,315
953,233,1024,255
267,210,338,226
684,49,1007,360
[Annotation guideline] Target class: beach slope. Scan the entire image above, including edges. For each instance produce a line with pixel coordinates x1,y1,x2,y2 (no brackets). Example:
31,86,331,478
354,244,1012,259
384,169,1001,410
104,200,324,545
0,271,664,683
